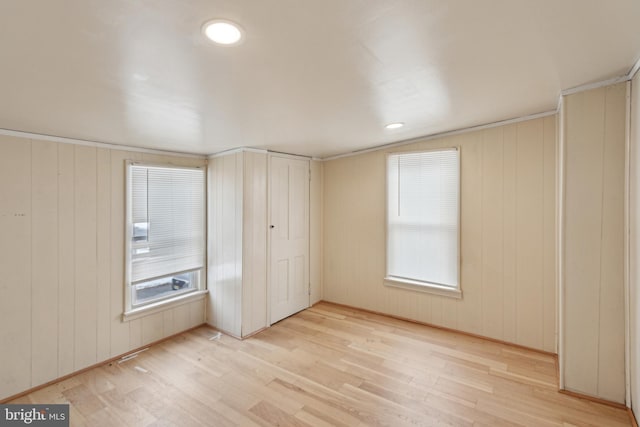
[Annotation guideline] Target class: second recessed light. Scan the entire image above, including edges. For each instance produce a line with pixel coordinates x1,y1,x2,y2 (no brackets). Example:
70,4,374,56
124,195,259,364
202,19,244,45
385,122,404,129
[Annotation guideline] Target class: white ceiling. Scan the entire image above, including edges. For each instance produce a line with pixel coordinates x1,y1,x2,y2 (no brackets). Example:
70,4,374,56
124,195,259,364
1,1,639,158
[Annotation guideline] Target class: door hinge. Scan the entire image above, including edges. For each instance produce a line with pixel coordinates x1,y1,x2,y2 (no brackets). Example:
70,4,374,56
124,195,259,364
308,284,311,295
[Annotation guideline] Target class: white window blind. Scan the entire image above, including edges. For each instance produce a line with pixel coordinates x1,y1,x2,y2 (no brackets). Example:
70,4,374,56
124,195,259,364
387,149,459,288
129,164,205,284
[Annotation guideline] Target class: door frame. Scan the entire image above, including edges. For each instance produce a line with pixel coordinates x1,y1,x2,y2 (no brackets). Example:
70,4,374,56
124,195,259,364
266,152,311,326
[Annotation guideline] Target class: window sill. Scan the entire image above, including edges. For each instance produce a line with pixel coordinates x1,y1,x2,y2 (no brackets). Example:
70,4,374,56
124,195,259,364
384,277,462,299
122,289,208,322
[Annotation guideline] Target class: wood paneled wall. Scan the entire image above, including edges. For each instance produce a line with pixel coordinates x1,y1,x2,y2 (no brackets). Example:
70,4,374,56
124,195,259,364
0,135,206,401
322,116,557,353
206,151,271,337
242,152,269,336
562,82,626,403
310,160,323,305
207,152,245,337
631,71,640,418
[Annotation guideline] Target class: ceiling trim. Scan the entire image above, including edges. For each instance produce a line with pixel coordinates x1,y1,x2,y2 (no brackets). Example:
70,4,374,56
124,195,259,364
561,74,630,96
208,147,316,160
628,56,640,80
562,56,640,97
208,147,268,158
0,127,207,159
321,109,557,161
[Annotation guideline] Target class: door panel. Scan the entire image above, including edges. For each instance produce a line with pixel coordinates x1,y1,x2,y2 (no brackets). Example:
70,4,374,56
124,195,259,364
269,155,310,324
276,259,289,303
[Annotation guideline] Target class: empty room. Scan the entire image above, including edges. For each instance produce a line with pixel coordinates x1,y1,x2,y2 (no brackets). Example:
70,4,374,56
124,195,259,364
2,1,640,426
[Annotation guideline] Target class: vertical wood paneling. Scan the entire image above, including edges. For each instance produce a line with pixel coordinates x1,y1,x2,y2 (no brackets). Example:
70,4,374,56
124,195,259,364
109,150,131,357
141,312,164,345
74,146,98,370
502,124,518,343
213,155,222,328
0,135,207,401
125,153,146,348
208,151,319,338
458,133,483,334
208,151,273,338
564,88,607,396
481,127,504,340
233,154,243,333
310,160,323,305
189,299,205,327
96,148,111,361
515,120,544,350
31,140,59,385
173,303,191,333
630,70,640,418
207,157,219,327
322,152,384,314
207,153,243,337
0,136,32,398
242,152,267,336
596,84,626,401
126,151,144,351
163,309,176,337
242,152,256,335
361,153,386,312
542,116,557,353
129,318,142,348
322,160,341,303
441,136,461,330
322,116,556,353
563,82,626,403
57,143,75,376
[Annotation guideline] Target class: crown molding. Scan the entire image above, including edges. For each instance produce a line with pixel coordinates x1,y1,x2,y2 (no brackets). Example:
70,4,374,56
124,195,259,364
0,127,206,159
561,56,640,97
321,110,557,161
208,147,317,160
561,74,630,97
628,56,640,81
208,147,268,158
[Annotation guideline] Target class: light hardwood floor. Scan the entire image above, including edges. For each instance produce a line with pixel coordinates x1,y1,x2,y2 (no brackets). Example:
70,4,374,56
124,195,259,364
10,302,632,426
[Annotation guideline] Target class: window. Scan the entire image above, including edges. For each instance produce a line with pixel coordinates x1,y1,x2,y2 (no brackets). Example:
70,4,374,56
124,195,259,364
385,148,461,297
125,163,206,315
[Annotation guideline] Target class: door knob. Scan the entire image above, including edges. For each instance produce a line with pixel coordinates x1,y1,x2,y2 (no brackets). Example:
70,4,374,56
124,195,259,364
270,225,275,229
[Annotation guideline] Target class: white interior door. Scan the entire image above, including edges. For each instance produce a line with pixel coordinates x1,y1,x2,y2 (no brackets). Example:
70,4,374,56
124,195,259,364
269,155,310,324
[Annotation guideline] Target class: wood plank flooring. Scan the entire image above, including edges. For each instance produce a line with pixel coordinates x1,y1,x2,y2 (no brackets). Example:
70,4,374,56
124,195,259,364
9,302,632,426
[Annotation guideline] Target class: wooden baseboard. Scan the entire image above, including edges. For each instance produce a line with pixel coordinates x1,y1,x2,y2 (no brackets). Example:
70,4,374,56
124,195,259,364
558,389,627,410
0,323,206,404
317,300,557,357
629,408,639,427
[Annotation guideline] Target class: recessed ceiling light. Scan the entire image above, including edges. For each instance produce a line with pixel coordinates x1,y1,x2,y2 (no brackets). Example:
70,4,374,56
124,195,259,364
385,122,404,129
202,19,244,45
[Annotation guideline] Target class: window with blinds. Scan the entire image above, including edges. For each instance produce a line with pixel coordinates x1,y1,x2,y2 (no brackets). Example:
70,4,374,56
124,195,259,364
126,163,205,310
386,149,460,292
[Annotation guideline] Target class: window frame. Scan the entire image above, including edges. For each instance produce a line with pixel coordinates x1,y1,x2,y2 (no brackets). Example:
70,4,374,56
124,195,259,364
384,147,462,299
123,161,207,321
